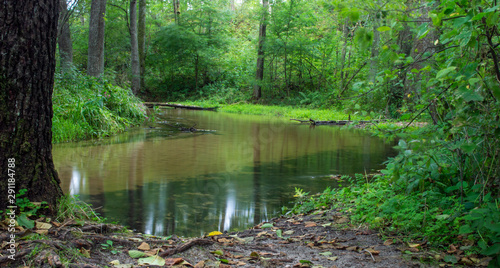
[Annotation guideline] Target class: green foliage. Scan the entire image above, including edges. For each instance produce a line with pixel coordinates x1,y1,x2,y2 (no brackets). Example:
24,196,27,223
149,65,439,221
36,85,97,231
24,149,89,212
56,194,104,223
100,240,123,254
52,69,146,143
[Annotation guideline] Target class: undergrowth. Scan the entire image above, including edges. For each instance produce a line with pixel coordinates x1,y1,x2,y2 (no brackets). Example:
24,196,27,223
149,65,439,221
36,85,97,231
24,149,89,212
52,69,146,143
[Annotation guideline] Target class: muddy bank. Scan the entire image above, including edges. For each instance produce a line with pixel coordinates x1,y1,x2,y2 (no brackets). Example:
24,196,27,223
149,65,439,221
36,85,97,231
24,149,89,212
0,207,487,267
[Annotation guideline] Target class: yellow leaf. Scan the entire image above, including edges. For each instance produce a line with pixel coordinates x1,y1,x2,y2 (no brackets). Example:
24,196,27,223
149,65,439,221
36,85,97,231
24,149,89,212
137,242,150,251
208,231,223,237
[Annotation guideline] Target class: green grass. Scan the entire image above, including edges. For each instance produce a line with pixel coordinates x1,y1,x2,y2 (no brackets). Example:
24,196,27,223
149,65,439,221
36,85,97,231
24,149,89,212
52,70,146,143
177,100,375,121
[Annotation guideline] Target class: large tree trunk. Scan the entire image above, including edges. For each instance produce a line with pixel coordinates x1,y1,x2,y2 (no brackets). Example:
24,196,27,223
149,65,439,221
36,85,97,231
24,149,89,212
88,0,107,77
130,0,140,94
253,0,269,100
0,0,63,214
138,0,146,91
58,0,74,73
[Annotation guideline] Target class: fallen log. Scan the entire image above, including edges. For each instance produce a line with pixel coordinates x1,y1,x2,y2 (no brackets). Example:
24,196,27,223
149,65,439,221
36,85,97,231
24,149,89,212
144,102,217,111
290,118,379,126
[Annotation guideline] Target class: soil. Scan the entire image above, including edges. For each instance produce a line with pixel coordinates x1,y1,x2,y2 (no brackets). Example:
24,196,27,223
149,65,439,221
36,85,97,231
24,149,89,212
0,207,486,268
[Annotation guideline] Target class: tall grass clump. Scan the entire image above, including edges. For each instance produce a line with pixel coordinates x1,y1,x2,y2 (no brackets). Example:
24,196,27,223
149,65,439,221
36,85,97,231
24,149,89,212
52,69,146,143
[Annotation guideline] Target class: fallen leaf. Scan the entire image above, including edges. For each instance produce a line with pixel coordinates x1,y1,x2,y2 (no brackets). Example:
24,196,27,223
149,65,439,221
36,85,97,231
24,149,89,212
218,238,233,244
383,240,394,246
322,223,332,227
35,221,52,230
364,248,380,255
137,242,150,251
194,260,205,268
145,248,161,255
319,252,332,256
447,244,457,253
327,256,338,261
261,223,274,228
164,258,184,266
304,222,317,227
257,231,269,237
211,250,224,256
408,243,421,248
109,260,120,265
137,255,165,266
220,264,231,268
346,246,358,251
335,217,349,224
284,230,294,235
208,231,223,237
128,250,146,258
35,230,48,235
50,221,61,227
236,261,247,266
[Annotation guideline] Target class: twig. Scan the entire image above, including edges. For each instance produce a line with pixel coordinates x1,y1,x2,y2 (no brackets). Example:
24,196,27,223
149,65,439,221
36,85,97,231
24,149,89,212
363,249,376,261
160,238,214,257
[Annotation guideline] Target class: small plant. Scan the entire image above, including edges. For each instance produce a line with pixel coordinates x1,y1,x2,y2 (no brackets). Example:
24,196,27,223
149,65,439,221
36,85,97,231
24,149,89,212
101,240,123,254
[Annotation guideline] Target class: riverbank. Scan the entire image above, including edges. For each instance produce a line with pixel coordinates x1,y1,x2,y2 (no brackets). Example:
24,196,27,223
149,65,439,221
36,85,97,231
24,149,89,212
0,200,415,268
3,192,493,267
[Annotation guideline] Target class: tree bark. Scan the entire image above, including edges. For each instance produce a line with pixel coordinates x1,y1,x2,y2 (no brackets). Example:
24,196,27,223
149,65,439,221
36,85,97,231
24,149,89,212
88,0,107,77
130,0,140,94
173,0,180,24
0,0,64,214
138,0,146,90
58,0,74,73
253,0,269,100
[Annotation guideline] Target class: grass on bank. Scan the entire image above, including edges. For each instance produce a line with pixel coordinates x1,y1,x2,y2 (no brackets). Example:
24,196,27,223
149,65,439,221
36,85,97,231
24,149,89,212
52,69,146,143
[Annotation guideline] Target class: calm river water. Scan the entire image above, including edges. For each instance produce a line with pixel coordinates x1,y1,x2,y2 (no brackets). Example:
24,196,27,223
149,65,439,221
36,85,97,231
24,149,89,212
53,109,395,237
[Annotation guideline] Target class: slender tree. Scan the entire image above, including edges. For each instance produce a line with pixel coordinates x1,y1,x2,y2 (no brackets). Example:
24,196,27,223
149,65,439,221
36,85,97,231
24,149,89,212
138,0,146,90
130,0,140,94
253,0,269,100
88,0,107,77
58,0,74,73
173,0,180,24
0,0,64,214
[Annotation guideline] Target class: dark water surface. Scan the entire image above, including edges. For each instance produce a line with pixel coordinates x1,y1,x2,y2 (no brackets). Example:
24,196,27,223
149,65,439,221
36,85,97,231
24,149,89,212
53,109,395,237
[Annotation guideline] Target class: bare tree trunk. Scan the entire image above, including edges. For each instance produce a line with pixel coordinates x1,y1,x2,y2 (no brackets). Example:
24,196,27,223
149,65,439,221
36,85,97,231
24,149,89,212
173,0,180,24
88,0,107,77
0,0,63,214
58,0,74,73
253,0,269,100
369,20,380,83
230,0,235,11
138,0,146,90
130,0,140,94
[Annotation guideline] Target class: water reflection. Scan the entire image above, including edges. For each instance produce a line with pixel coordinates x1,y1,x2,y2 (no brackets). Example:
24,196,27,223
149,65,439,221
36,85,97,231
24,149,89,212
53,109,395,237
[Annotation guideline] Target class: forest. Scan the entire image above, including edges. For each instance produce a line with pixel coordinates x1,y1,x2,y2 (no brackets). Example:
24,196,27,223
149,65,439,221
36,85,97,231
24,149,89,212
1,0,499,266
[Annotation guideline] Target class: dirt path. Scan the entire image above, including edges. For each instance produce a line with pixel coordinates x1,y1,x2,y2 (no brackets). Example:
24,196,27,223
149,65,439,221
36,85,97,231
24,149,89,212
1,207,428,268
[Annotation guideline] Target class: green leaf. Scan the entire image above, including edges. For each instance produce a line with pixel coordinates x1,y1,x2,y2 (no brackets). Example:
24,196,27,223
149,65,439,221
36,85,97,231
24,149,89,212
17,214,34,229
219,258,229,263
444,255,458,264
436,67,457,79
377,26,391,32
128,250,146,258
482,243,500,256
276,229,282,238
485,223,500,233
261,223,274,228
211,250,224,256
460,143,477,154
435,214,450,220
137,256,165,266
459,225,473,234
299,260,312,264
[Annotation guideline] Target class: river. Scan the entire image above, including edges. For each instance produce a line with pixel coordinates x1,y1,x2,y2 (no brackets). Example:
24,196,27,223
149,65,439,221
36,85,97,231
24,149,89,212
52,109,395,237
